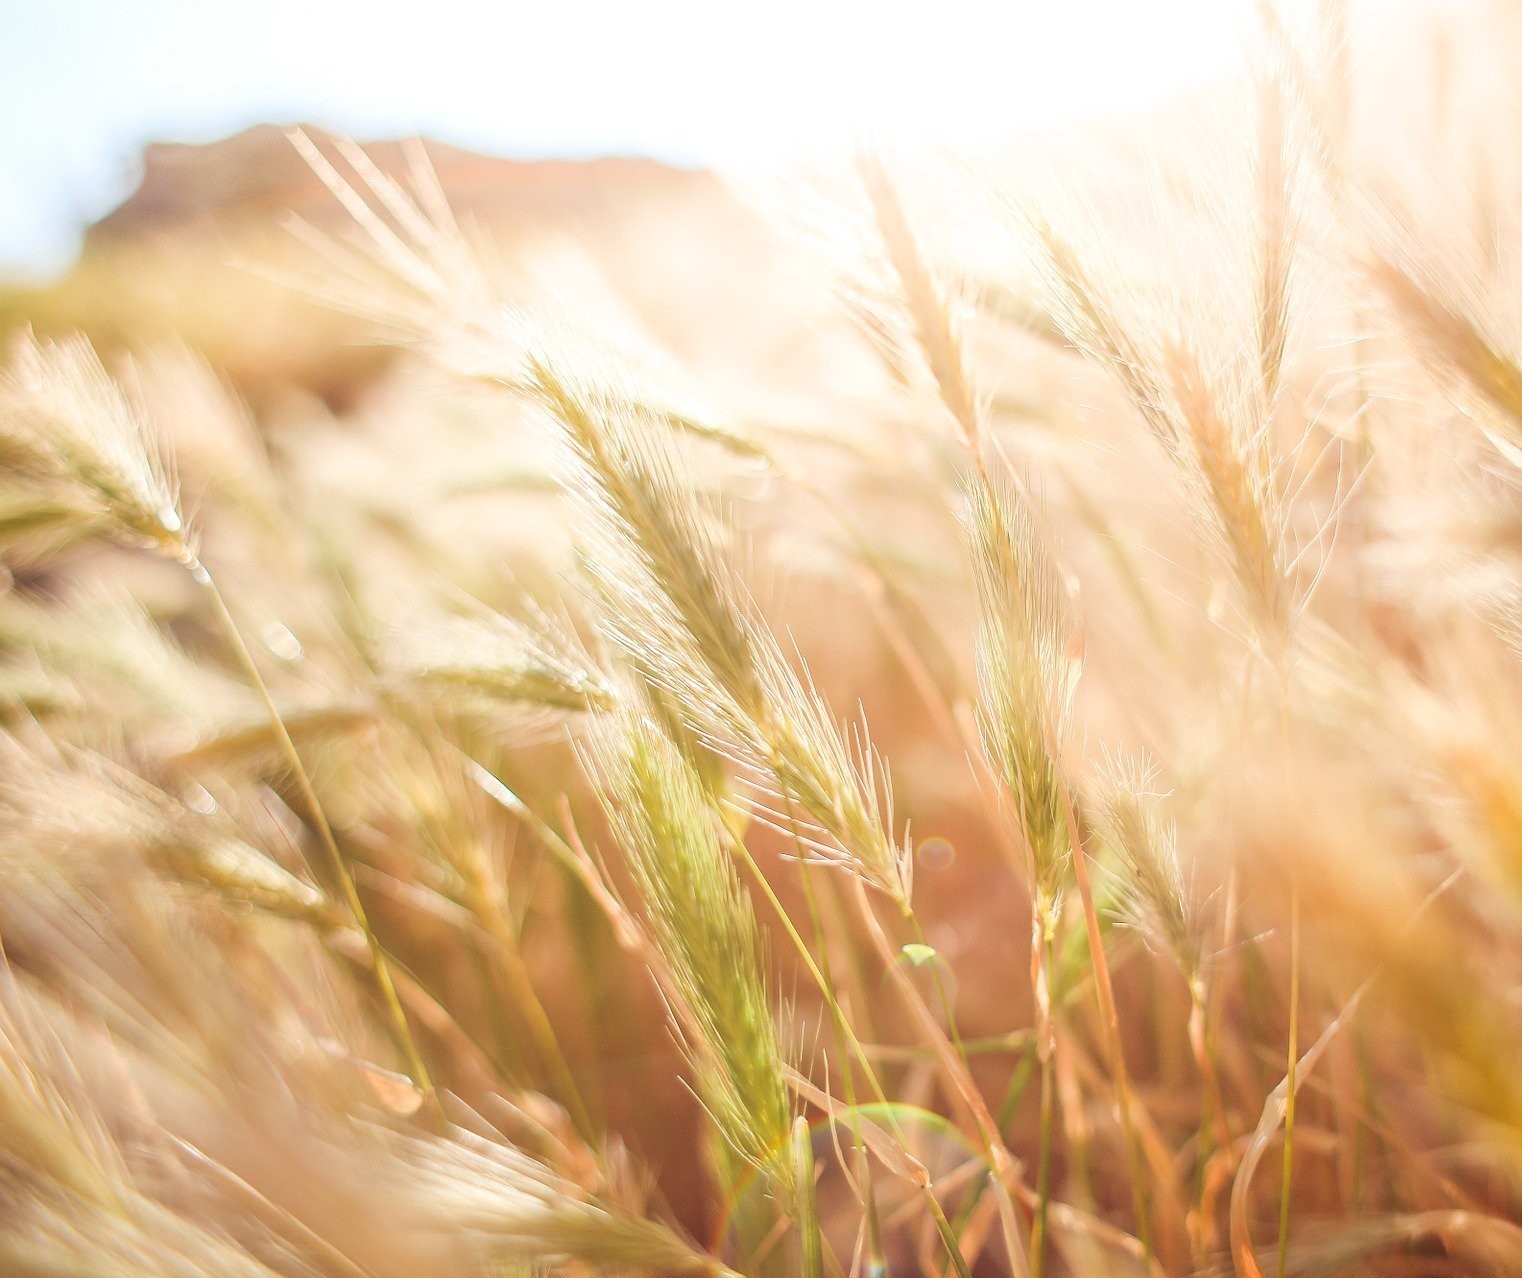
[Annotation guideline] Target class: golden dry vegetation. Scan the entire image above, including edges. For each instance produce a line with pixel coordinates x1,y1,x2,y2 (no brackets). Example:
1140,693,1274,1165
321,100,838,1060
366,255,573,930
4,4,1522,1277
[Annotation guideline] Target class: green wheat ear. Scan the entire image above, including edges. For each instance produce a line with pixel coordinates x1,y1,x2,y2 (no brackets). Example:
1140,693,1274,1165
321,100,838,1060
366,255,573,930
590,700,794,1200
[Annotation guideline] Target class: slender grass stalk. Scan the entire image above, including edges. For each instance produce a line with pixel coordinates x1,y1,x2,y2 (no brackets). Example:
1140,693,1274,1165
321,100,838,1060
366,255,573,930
793,1117,824,1278
1187,974,1231,1264
1049,776,1166,1273
718,825,971,1278
1029,899,1057,1278
996,1040,1038,1136
860,164,1125,1278
455,863,597,1141
1276,891,1301,1278
1052,1027,1096,1222
187,555,438,1109
1188,976,1232,1154
847,878,1033,1278
789,849,889,1278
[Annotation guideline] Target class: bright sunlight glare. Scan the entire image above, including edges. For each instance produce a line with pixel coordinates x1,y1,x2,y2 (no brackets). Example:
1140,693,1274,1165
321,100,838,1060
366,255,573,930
2,0,1418,276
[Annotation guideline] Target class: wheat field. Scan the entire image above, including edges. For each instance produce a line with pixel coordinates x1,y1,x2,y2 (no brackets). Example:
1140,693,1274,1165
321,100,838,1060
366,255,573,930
3,4,1522,1277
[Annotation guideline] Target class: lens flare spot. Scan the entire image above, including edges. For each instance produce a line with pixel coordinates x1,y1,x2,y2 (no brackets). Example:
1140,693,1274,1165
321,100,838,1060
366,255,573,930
917,836,956,871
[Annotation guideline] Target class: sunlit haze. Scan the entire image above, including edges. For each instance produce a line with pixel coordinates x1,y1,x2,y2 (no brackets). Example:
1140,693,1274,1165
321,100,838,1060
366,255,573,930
5,0,1412,275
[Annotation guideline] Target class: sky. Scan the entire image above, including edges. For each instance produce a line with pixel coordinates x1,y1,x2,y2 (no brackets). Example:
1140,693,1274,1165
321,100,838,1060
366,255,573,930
1,0,1405,277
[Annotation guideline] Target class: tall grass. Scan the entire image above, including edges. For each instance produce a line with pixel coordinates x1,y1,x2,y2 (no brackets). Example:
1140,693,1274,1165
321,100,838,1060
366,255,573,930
3,5,1522,1276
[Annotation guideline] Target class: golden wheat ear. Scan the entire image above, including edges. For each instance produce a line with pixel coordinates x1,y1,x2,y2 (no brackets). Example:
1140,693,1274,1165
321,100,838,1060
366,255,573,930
543,358,910,901
0,331,188,556
1089,749,1210,985
965,470,1074,901
376,594,614,716
858,154,983,455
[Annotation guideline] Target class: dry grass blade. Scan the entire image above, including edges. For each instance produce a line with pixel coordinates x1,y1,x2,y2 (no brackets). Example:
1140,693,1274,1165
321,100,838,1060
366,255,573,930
1364,246,1522,452
392,1128,728,1274
1270,1211,1522,1277
859,156,982,452
0,970,315,1278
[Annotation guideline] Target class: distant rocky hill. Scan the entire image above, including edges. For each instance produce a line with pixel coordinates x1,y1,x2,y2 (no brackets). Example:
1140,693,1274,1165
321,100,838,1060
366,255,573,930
84,124,723,248
5,124,809,415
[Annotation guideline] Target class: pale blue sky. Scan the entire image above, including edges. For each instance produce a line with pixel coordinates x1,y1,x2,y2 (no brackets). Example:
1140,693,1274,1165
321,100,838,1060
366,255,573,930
2,0,1379,278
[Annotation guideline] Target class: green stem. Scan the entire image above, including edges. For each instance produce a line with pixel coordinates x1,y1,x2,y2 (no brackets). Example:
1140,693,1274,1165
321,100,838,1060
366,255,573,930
460,863,598,1143
996,1038,1038,1134
186,555,436,1109
1056,783,1154,1269
794,859,888,1278
720,831,975,1278
1030,902,1056,1278
794,1116,824,1278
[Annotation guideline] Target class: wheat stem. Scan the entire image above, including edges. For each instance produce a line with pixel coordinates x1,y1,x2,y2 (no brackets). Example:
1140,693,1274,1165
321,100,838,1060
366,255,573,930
719,827,980,1278
185,552,437,1110
1030,899,1057,1278
1276,890,1301,1278
462,876,597,1142
1056,782,1153,1269
791,853,888,1278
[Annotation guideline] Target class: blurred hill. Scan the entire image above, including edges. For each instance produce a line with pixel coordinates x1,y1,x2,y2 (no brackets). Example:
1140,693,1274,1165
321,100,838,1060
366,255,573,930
0,124,800,416
85,125,709,247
